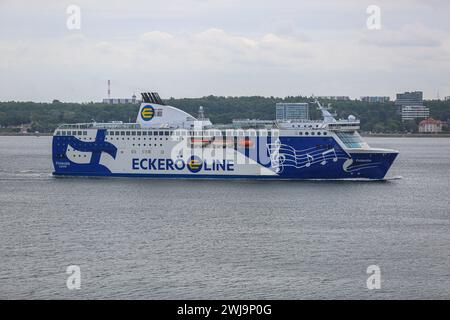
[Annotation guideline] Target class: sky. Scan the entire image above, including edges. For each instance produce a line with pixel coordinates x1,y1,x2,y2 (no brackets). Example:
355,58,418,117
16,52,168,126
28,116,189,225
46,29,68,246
1,0,450,102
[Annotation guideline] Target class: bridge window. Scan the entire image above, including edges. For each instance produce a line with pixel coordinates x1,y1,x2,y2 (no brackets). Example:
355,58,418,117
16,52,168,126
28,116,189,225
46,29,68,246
77,131,82,135
335,131,364,148
131,131,136,136
137,131,141,136
154,131,158,136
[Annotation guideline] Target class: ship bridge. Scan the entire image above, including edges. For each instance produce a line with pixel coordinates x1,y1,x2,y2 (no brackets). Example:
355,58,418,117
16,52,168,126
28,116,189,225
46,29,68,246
326,119,360,131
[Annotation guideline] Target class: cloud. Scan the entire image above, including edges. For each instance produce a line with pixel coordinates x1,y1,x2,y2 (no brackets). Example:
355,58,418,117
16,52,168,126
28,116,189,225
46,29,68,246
140,31,174,43
360,24,443,47
1,0,450,101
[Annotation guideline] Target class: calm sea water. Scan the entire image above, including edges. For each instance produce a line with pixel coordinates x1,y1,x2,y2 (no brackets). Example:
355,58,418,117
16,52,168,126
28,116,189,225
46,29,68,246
0,136,449,299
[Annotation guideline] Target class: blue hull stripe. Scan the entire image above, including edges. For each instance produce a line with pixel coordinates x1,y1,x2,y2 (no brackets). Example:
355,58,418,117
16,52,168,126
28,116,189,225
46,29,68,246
52,171,387,180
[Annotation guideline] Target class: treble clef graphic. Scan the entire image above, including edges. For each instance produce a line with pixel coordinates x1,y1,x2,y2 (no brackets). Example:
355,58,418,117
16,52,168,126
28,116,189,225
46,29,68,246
270,139,283,173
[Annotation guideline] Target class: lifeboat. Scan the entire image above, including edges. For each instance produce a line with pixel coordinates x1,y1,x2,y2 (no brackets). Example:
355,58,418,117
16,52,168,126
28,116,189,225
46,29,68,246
190,137,213,146
212,138,234,147
238,138,254,148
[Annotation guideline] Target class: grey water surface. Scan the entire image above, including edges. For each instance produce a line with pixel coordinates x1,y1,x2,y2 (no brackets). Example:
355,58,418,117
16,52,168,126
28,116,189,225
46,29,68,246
0,136,449,299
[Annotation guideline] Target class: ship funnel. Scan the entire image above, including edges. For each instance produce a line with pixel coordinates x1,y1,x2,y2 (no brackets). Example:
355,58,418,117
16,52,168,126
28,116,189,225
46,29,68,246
140,92,165,105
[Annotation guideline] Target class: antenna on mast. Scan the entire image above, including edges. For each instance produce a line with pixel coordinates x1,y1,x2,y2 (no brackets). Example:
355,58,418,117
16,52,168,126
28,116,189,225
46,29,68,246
311,95,337,123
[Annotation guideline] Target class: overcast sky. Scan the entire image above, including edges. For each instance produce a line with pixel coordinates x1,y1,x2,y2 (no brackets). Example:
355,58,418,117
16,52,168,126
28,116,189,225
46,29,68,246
1,0,450,102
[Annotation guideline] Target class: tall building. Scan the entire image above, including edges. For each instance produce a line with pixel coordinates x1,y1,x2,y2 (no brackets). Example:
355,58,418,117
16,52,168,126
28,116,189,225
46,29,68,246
276,103,309,121
361,96,390,103
395,91,423,106
395,91,425,117
401,105,430,121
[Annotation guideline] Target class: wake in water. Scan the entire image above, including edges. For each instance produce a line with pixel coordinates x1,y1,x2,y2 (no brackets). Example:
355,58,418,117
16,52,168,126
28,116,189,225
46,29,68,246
0,170,53,180
384,175,403,181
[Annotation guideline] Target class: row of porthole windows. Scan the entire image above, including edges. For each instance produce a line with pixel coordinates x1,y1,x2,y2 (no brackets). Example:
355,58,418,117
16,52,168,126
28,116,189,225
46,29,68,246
107,131,171,136
185,131,272,137
292,124,321,128
55,130,172,137
105,137,169,141
132,144,163,147
69,154,88,158
299,131,328,136
121,150,165,155
68,150,164,156
57,131,88,136
57,136,93,140
56,129,329,138
57,130,277,137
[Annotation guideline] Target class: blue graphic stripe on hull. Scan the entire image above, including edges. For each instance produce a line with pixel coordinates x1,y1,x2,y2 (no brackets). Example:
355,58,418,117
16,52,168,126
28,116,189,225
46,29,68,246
52,172,388,180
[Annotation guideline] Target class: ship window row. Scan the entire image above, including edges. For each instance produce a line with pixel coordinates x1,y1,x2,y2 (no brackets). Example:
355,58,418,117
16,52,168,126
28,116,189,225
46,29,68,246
291,124,321,128
132,144,163,147
106,131,171,136
105,137,169,141
335,131,364,148
172,131,274,137
298,131,328,136
56,131,88,136
56,129,330,137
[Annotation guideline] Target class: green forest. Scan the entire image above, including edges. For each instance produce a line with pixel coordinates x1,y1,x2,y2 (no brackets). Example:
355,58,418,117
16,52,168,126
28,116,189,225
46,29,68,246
1,96,450,133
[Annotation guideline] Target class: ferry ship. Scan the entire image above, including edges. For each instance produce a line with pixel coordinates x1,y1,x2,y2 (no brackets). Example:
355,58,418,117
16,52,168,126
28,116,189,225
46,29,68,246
52,92,398,180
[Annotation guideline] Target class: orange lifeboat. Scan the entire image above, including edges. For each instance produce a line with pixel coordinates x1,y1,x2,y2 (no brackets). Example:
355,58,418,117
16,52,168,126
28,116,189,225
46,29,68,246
238,138,254,147
191,138,211,143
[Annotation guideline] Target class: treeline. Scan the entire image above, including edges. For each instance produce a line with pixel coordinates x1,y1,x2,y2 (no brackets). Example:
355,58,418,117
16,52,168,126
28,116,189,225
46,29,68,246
1,96,450,133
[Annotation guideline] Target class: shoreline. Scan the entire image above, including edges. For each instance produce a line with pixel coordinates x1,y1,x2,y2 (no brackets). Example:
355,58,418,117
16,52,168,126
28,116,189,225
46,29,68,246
361,133,450,138
0,133,53,136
